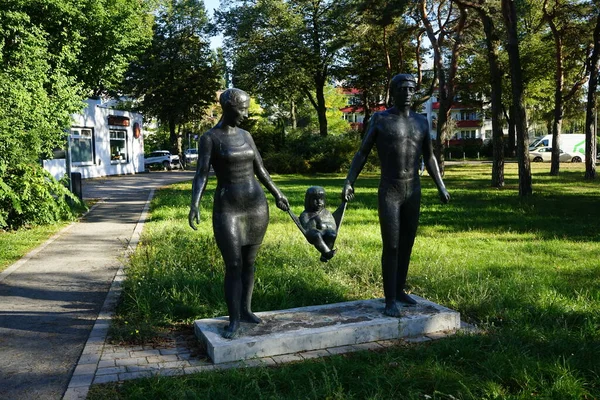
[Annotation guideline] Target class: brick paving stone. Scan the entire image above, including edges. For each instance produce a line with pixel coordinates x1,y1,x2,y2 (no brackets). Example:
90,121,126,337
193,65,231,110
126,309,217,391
97,360,116,368
159,348,179,355
93,374,120,385
62,386,90,400
242,357,277,367
158,360,191,369
377,339,401,348
188,358,212,367
101,351,130,360
177,352,192,360
126,364,160,373
147,354,179,363
271,354,304,364
214,361,243,370
352,342,384,352
73,364,98,376
300,349,331,360
96,366,126,375
130,349,161,357
183,366,209,375
157,368,185,377
118,371,154,381
85,336,106,346
326,345,354,355
68,374,94,388
115,357,149,366
78,353,101,365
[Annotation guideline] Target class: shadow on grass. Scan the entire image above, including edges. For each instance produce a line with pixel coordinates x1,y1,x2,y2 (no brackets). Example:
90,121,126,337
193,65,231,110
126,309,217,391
148,170,600,242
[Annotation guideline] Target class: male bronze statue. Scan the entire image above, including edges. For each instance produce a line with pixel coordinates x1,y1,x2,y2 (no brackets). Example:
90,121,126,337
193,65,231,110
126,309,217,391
189,88,289,339
342,74,450,317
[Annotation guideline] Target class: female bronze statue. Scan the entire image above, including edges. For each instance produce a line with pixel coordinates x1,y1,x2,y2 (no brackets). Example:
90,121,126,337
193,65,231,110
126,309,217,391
189,88,289,338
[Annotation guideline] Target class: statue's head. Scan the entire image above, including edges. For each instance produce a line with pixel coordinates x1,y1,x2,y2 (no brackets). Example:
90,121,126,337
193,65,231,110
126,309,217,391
219,88,250,126
304,186,326,212
390,74,416,107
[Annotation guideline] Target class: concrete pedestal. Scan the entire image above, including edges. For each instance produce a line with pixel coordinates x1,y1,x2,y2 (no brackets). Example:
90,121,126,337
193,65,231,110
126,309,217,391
194,296,460,364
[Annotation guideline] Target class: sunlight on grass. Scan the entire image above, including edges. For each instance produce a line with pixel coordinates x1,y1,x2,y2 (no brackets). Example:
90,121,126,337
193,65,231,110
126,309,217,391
100,163,600,399
0,222,70,272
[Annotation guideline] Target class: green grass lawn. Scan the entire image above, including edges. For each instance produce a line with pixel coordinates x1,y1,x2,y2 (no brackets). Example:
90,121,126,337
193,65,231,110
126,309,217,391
0,222,71,272
93,163,600,399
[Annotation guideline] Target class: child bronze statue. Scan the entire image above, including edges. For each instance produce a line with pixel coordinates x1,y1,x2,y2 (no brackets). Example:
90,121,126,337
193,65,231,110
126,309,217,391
289,186,347,262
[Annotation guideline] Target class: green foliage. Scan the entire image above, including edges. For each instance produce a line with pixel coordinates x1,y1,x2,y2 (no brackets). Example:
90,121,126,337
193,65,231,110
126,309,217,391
0,163,81,230
124,0,223,154
218,0,357,136
260,131,363,174
1,0,152,230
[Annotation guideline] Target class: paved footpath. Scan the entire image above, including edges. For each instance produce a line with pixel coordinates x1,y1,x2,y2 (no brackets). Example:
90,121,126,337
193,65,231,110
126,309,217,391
0,171,194,400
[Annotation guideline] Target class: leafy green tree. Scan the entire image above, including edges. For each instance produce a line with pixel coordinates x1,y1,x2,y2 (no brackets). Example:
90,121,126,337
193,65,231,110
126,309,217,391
218,0,357,136
542,0,592,175
0,0,153,229
418,0,470,174
0,4,83,228
340,0,420,130
125,0,223,157
455,0,506,188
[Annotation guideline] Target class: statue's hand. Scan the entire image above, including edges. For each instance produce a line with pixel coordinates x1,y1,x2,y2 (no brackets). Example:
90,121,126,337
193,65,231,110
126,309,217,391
342,182,354,202
276,195,290,212
188,206,200,230
439,188,450,204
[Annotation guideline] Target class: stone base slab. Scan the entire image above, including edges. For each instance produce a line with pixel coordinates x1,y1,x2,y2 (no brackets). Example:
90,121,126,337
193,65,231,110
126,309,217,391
194,296,460,364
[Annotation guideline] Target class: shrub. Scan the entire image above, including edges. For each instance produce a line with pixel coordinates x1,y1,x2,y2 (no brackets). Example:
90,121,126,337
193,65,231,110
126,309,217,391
0,163,81,230
257,129,379,174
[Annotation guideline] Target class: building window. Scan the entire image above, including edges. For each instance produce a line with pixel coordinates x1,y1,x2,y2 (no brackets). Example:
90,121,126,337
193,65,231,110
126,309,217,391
485,129,492,139
70,128,94,165
460,110,477,121
460,130,477,139
110,130,128,163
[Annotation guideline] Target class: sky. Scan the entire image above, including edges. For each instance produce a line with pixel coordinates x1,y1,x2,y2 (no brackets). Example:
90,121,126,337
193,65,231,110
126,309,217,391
205,0,223,49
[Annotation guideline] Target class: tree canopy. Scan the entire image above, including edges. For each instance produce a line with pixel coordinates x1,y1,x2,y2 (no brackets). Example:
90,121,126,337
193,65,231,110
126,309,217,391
0,0,153,229
124,0,223,156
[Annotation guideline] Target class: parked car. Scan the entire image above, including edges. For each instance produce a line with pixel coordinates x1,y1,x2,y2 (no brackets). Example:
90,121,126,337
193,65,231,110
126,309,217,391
528,146,582,163
144,150,181,170
184,148,198,164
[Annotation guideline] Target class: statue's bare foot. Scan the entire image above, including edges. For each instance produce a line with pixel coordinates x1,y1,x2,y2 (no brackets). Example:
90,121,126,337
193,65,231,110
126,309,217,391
241,311,262,324
222,321,240,339
396,291,417,305
320,249,336,263
384,302,401,317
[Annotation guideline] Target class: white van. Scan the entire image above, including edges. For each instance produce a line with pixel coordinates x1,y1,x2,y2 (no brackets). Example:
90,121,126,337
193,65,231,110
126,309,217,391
529,134,586,162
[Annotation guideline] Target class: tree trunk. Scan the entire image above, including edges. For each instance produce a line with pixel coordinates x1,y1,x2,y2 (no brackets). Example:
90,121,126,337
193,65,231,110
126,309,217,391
315,72,328,136
290,99,297,129
480,10,504,188
503,105,516,157
169,118,178,156
502,0,532,196
549,21,564,176
585,14,600,179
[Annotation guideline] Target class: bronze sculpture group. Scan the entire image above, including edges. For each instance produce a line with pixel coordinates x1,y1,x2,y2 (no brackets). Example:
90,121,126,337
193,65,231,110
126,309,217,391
189,74,449,338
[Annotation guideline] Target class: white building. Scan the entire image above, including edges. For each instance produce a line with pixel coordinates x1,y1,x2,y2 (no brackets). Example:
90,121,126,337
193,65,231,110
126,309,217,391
340,88,496,142
43,98,145,180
